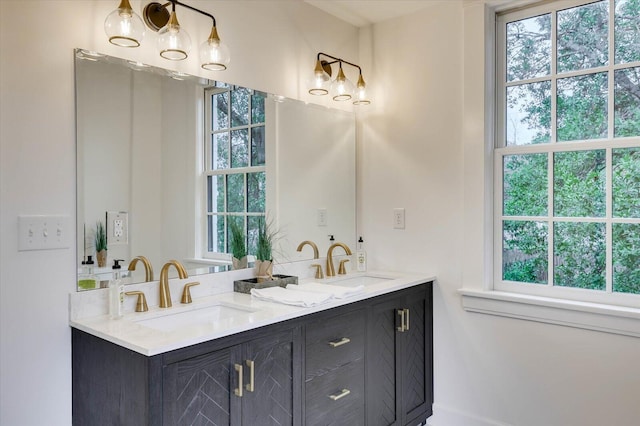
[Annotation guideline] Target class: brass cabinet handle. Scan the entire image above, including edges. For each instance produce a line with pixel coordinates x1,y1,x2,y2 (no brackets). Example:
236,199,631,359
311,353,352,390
234,363,243,397
245,360,255,392
328,389,351,401
397,309,406,332
404,308,410,331
328,337,351,348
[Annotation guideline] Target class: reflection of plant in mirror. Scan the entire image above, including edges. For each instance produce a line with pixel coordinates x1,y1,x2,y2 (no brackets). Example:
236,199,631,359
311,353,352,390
94,221,107,267
229,218,247,269
94,221,107,252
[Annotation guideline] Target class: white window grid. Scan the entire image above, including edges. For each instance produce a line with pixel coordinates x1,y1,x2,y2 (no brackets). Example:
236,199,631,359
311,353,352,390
494,0,640,307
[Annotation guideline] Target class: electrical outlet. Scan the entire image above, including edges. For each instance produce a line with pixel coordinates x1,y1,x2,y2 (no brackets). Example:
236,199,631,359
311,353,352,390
393,208,405,229
18,215,70,251
107,211,128,245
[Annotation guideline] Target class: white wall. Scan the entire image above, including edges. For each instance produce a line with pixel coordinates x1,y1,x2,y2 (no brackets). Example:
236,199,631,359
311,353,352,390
0,1,357,425
359,2,640,425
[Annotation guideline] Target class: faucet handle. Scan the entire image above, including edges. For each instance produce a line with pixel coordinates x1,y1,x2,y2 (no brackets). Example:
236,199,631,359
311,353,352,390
311,263,324,279
338,259,350,275
125,291,148,312
181,282,200,304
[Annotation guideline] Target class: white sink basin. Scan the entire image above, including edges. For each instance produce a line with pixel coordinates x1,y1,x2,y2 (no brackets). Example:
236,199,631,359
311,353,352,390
329,275,392,287
135,302,258,332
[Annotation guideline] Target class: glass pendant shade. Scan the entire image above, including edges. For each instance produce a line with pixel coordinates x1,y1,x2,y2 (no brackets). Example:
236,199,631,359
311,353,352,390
200,26,230,71
353,74,371,105
309,60,330,96
331,67,354,101
104,0,145,47
157,11,191,60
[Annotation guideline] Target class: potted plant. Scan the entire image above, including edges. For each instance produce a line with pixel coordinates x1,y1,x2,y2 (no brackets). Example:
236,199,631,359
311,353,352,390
229,219,248,270
254,217,274,281
94,220,107,267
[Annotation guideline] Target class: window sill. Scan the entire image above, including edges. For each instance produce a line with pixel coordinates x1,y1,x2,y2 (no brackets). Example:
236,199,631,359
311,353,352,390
459,289,640,338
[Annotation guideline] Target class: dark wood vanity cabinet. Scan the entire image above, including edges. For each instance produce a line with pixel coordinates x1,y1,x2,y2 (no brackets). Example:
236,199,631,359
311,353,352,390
366,284,434,426
162,327,302,425
72,282,432,426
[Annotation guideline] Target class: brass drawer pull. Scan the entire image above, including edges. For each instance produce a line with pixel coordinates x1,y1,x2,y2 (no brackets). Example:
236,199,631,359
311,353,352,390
397,308,410,332
328,388,351,401
245,360,255,392
234,363,243,397
328,337,351,348
397,309,406,332
404,308,410,331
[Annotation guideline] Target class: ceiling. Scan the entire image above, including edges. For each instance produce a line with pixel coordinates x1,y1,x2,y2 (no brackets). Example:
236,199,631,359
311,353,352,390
304,0,465,27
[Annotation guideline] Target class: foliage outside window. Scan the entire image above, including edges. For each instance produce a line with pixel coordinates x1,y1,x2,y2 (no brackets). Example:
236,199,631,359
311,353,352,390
204,83,266,259
496,0,640,304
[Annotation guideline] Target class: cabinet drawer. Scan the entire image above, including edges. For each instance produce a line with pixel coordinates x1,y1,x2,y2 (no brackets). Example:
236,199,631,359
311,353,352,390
305,358,365,426
306,309,365,380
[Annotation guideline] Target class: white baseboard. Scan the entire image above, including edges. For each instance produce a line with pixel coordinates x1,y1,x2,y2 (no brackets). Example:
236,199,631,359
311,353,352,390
427,403,512,426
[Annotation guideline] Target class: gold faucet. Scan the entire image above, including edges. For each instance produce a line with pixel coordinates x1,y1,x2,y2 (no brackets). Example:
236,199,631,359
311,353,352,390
296,240,319,259
326,242,352,277
158,260,188,308
128,255,154,282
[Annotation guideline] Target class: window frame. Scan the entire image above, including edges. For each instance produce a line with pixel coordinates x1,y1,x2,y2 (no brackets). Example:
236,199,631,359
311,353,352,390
493,0,640,308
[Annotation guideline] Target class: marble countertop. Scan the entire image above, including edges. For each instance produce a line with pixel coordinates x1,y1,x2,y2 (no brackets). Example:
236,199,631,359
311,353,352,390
69,271,435,356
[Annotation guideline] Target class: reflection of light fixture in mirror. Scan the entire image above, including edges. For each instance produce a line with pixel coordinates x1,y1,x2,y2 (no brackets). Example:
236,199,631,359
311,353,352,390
127,60,150,71
308,52,371,105
138,0,229,70
104,0,145,47
76,50,106,61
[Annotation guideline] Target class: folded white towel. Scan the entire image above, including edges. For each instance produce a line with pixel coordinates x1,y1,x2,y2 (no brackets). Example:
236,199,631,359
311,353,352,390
286,282,365,299
250,286,333,307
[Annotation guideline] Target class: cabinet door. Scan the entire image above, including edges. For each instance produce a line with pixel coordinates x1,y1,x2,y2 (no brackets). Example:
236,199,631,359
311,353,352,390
241,329,300,426
367,296,403,426
163,346,242,426
400,292,432,425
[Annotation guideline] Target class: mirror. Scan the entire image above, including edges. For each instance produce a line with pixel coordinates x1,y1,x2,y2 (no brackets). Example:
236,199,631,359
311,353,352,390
75,49,356,290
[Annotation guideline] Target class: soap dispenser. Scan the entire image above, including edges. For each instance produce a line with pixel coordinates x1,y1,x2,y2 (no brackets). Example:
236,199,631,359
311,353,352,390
109,259,125,319
356,236,367,272
78,255,98,290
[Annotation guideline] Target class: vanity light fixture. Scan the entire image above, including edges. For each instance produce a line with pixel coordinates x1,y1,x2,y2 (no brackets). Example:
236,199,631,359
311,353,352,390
104,0,146,47
309,52,371,105
105,0,230,70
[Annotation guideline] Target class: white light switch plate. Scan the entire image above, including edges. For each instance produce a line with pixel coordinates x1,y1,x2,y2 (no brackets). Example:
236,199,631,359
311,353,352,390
18,215,71,251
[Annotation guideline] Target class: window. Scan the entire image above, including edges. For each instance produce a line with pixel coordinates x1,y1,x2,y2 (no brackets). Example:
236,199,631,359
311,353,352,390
495,0,640,307
204,83,267,259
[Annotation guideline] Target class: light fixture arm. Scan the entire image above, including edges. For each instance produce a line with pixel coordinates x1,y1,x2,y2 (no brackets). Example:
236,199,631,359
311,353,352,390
316,52,363,78
143,0,218,32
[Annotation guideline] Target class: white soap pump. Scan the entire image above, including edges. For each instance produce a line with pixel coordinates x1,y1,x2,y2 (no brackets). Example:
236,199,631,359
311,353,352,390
356,236,367,272
109,259,125,319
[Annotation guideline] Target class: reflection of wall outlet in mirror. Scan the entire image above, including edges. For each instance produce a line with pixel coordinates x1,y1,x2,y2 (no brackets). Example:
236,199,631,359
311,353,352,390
107,211,128,245
317,208,328,227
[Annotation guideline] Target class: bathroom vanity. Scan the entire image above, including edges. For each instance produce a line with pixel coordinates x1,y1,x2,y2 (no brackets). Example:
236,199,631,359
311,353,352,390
71,275,433,426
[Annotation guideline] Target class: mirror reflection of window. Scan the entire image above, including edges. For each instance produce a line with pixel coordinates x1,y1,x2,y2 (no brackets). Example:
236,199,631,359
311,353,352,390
204,84,267,261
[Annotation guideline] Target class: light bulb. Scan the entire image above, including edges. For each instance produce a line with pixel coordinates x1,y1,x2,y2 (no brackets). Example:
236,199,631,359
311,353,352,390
353,74,371,105
200,26,230,71
104,0,145,47
309,60,330,96
158,11,191,60
330,67,354,101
